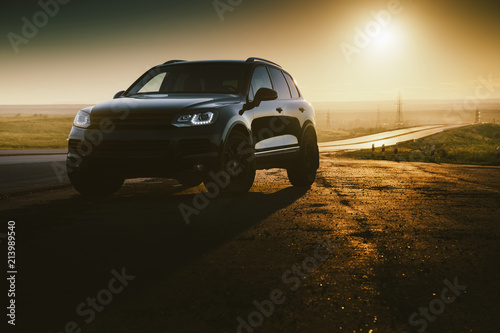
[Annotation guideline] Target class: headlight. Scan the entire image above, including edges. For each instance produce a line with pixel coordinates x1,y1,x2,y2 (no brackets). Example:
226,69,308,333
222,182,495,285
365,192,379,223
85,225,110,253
172,111,216,127
74,110,91,128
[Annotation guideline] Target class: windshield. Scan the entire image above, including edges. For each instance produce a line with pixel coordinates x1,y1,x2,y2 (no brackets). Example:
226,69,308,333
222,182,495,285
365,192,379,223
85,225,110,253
126,63,248,95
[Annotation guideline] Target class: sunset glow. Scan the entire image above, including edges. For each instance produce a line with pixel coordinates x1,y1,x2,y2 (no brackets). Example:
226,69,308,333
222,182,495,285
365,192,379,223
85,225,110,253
0,0,499,104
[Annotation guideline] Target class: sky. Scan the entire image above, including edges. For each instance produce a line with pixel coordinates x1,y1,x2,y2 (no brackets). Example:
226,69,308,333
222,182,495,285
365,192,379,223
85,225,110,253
0,0,500,104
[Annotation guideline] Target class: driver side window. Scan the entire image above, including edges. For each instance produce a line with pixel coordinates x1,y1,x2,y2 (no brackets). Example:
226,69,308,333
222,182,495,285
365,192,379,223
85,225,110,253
249,66,273,101
138,72,166,93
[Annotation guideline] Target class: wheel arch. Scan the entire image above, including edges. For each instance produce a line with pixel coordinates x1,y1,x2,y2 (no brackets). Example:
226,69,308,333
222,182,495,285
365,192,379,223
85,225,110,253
222,121,253,148
300,121,317,144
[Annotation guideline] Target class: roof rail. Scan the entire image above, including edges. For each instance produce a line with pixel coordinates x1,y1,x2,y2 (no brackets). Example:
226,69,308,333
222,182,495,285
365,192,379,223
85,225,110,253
162,60,186,65
245,57,281,68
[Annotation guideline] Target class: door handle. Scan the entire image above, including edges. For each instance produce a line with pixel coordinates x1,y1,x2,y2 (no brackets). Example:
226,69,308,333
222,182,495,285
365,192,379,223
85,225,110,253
276,107,283,113
299,107,305,112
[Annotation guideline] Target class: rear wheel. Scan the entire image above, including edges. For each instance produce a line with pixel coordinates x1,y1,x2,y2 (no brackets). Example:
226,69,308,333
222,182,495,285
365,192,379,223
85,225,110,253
68,167,124,199
287,129,319,186
205,131,255,196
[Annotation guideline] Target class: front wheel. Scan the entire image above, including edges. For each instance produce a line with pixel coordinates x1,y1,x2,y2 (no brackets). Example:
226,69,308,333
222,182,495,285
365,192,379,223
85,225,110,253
204,131,255,196
68,167,124,199
287,129,319,186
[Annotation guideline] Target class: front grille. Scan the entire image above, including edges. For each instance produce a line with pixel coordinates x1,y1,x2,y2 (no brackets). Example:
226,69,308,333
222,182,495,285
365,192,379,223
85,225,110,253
93,140,170,158
69,138,214,159
90,112,176,130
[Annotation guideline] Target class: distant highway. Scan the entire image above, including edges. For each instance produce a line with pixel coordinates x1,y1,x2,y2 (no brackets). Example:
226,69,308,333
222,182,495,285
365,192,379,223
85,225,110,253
319,124,466,152
0,125,466,194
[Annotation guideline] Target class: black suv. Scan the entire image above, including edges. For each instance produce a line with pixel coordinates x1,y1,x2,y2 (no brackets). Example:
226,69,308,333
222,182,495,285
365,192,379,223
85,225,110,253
67,58,319,197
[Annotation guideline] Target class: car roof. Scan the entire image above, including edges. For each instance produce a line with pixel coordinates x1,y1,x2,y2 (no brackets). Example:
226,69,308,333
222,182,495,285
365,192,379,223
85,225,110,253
157,58,282,69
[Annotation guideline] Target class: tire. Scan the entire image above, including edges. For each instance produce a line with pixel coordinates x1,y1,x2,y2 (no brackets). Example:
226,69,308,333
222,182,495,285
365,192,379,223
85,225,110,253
68,168,124,199
205,131,255,196
287,128,319,186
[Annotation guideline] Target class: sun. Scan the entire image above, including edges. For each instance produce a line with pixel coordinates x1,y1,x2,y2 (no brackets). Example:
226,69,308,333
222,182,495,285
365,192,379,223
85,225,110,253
373,25,400,49
376,29,395,46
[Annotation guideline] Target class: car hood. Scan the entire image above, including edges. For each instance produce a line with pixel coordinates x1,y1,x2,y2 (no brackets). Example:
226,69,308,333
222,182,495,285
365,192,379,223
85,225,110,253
88,94,242,115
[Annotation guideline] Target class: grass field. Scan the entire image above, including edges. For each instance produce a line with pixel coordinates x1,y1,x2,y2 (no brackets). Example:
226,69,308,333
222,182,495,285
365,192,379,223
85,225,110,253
0,115,73,149
339,124,500,165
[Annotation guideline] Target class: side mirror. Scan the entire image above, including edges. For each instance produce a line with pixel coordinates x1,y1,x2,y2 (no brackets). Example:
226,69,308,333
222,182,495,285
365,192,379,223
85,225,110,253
254,88,278,103
240,88,278,115
113,90,125,99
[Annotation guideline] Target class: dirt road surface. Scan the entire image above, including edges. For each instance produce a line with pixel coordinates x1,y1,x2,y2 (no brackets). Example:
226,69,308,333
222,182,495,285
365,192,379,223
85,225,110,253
1,155,499,333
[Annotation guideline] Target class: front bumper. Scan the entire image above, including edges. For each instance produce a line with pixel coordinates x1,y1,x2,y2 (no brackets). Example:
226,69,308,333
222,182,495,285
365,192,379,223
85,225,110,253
67,125,222,178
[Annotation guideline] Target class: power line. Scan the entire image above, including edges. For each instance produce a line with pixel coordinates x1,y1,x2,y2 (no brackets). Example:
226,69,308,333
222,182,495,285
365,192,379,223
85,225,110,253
395,91,404,128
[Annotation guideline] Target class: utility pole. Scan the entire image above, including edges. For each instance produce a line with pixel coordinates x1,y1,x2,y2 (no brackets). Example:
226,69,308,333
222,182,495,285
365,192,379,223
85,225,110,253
395,91,404,128
376,105,381,129
326,111,331,129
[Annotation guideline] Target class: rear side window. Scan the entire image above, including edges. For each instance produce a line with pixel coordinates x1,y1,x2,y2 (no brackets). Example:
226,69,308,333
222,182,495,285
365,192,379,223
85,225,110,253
284,72,300,99
250,66,273,100
269,68,292,99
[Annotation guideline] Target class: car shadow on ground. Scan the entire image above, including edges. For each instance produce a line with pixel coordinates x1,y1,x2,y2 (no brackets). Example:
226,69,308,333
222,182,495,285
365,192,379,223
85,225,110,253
2,180,308,331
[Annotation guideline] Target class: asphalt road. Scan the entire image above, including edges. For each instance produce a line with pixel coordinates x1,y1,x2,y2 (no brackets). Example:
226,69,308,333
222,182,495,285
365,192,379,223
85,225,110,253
1,155,499,333
0,150,67,195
